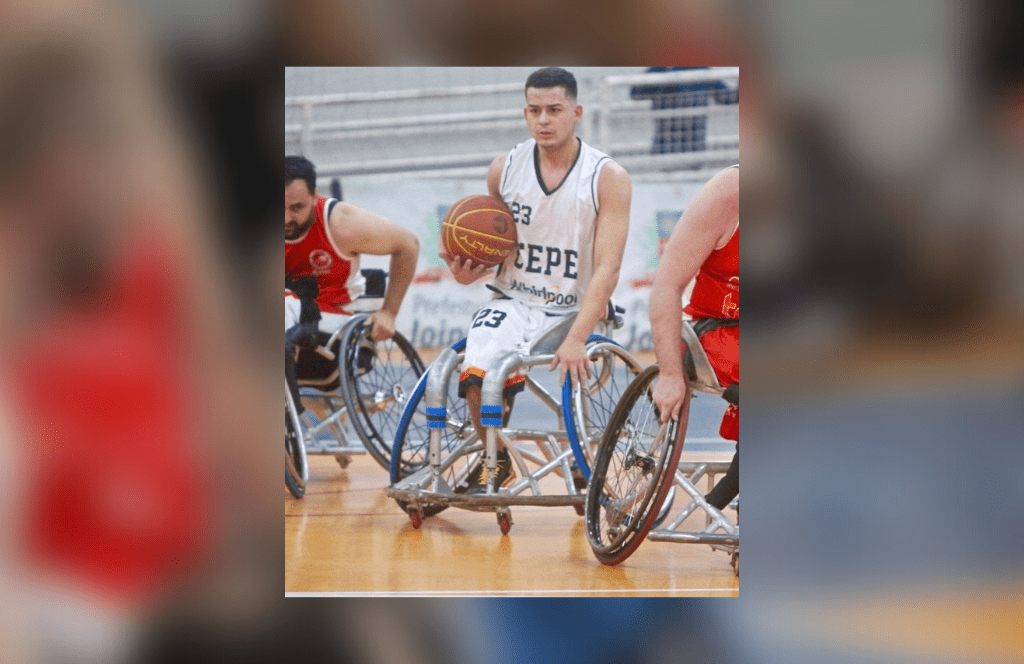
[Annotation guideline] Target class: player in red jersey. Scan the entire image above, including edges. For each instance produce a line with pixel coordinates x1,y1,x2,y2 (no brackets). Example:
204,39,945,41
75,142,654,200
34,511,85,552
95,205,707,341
285,156,418,414
285,156,419,341
650,164,738,510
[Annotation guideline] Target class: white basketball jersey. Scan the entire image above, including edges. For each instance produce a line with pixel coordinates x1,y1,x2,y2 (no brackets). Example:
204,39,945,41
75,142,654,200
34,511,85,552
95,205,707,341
492,137,613,311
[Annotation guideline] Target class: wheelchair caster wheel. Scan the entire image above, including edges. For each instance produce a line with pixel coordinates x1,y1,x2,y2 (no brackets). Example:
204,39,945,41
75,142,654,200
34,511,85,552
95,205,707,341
574,503,585,517
497,513,512,536
731,552,738,576
334,453,351,469
409,510,422,529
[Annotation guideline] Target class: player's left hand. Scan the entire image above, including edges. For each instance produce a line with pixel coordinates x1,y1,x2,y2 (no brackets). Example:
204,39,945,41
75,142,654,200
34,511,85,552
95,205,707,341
366,310,396,341
551,339,591,388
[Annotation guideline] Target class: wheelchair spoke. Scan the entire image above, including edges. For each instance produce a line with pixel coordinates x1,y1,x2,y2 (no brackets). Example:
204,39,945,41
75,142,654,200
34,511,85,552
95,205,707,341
566,340,644,478
340,320,426,471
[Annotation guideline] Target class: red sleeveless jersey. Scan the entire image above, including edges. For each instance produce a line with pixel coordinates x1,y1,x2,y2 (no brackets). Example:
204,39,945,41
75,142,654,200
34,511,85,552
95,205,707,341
685,225,738,320
285,197,364,314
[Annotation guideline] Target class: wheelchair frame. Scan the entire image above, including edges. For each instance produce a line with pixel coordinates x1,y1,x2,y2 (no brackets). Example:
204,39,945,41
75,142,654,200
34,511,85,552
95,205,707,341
285,304,424,498
586,318,739,573
387,311,642,534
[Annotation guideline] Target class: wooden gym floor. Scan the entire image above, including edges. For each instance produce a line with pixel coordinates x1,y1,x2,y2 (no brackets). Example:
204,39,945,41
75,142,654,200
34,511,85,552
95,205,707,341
285,448,739,597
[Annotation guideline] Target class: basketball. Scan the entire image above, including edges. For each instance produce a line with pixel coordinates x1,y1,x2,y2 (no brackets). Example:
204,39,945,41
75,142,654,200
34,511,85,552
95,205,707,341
441,195,517,268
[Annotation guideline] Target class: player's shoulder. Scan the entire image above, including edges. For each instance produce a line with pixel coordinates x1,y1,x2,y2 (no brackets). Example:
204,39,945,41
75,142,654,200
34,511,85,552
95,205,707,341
715,164,740,183
326,201,375,240
595,158,630,190
580,141,627,179
597,158,628,178
705,165,739,199
489,151,510,171
506,138,537,163
326,200,356,224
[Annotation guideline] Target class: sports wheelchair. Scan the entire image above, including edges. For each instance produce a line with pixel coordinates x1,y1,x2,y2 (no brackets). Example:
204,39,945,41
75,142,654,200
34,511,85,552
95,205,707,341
386,304,643,534
285,270,425,499
585,318,739,574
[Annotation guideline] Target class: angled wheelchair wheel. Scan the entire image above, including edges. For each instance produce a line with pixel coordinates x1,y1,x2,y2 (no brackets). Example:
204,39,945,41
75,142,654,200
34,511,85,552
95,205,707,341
339,316,426,471
389,339,476,519
585,365,688,565
285,407,306,499
564,335,644,480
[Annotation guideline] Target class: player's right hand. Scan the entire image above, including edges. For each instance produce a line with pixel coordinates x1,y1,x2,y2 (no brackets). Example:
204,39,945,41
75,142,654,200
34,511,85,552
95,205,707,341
652,372,687,423
439,251,489,285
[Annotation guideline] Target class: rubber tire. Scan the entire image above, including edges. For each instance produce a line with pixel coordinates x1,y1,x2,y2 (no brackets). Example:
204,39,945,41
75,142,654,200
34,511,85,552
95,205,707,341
285,410,306,499
339,316,425,471
585,365,688,565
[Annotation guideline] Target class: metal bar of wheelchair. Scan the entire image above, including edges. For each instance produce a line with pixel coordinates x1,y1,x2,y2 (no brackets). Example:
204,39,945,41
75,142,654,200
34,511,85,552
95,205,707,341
494,429,543,496
390,434,482,491
481,352,555,490
298,392,348,434
647,532,738,546
495,428,591,499
391,428,578,494
656,464,738,535
524,375,563,420
390,351,591,507
426,346,462,471
493,430,569,466
295,393,365,454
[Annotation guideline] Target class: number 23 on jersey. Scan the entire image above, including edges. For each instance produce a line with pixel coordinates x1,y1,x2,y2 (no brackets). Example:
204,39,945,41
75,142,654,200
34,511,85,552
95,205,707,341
510,201,532,226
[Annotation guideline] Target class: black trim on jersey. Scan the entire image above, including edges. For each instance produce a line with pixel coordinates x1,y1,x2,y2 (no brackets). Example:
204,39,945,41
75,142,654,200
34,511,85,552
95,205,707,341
485,284,513,299
533,137,582,196
591,156,611,213
324,198,338,223
499,148,516,195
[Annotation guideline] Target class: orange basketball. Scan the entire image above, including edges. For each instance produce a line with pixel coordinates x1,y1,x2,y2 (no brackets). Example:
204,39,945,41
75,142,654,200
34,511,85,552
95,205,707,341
441,195,517,268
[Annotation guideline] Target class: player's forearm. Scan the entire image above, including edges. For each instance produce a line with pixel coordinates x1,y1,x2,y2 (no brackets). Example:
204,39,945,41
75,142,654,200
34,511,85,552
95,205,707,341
380,237,419,317
650,281,685,379
565,265,619,344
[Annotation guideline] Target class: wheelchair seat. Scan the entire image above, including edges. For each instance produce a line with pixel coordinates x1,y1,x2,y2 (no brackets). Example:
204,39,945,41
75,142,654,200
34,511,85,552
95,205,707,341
525,301,624,356
681,318,737,392
525,312,579,355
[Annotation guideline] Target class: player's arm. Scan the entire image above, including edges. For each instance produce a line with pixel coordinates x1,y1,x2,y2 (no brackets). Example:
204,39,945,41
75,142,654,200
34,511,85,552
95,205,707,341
330,202,420,340
551,161,632,386
650,166,739,421
440,153,509,285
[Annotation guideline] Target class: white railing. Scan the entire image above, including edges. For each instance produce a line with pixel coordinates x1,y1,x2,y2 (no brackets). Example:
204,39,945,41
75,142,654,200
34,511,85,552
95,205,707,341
285,68,738,181
594,67,739,152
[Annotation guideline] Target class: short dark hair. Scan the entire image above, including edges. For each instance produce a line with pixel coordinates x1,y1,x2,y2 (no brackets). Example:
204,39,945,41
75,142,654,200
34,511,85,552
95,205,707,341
525,67,577,101
285,155,316,194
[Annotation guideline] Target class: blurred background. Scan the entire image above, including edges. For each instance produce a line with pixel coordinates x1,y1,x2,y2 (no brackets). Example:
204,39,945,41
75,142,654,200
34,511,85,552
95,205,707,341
1,0,1022,662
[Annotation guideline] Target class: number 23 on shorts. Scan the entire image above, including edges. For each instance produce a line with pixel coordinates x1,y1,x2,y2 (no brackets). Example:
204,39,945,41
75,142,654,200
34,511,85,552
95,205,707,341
471,308,507,329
